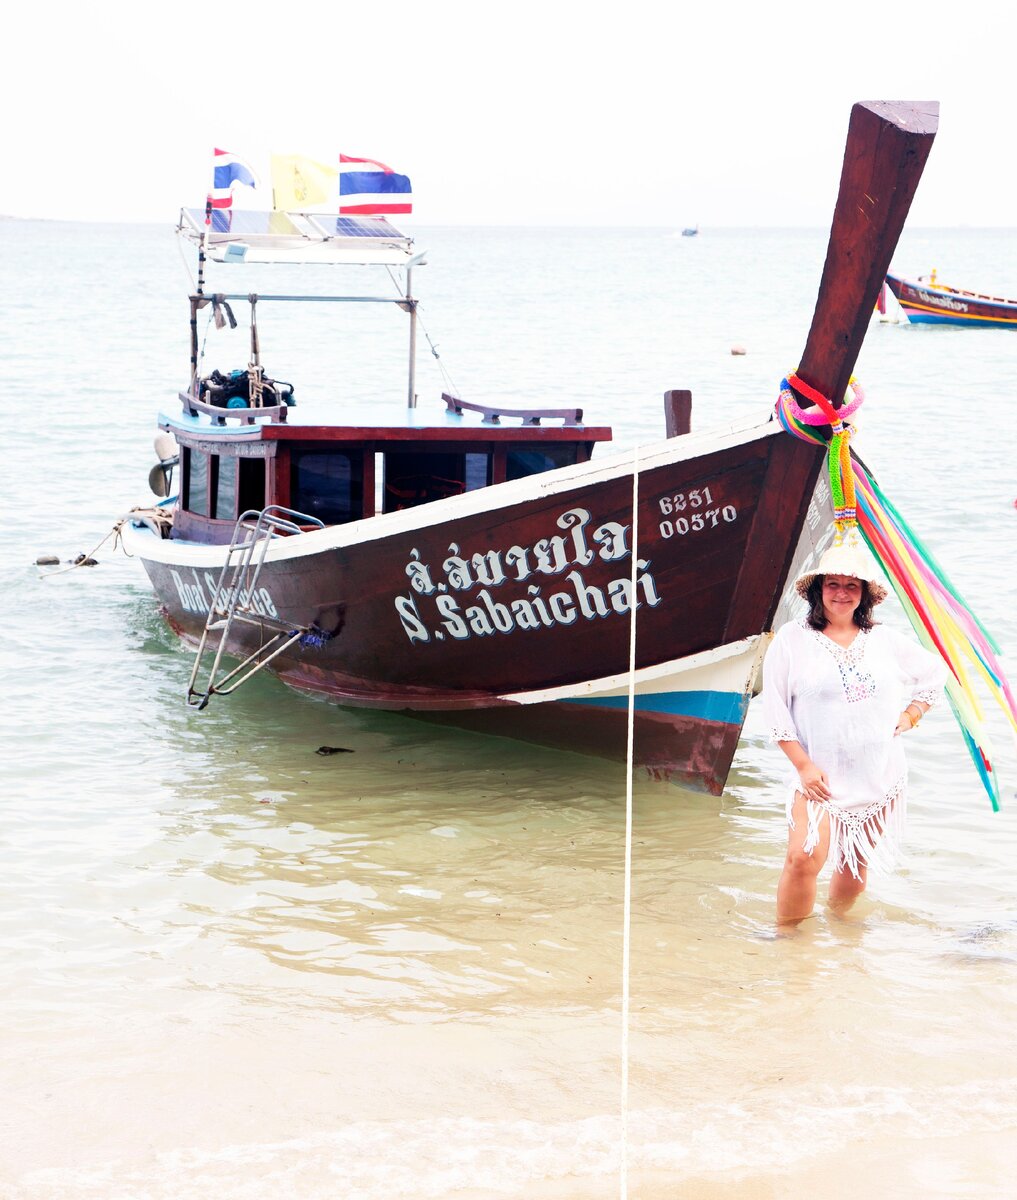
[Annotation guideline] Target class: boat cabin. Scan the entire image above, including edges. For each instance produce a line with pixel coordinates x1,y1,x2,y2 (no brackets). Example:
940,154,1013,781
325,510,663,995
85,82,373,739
165,396,612,544
165,209,612,543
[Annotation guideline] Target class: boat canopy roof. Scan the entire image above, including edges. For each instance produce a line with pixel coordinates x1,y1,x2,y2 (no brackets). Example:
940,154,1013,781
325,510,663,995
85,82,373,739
178,208,424,267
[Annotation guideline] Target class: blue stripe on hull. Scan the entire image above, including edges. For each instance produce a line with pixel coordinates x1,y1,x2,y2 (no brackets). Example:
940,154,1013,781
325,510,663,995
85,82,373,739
571,689,749,725
904,311,1017,328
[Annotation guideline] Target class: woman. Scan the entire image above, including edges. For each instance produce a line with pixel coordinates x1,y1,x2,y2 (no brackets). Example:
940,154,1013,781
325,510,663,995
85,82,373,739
763,539,946,926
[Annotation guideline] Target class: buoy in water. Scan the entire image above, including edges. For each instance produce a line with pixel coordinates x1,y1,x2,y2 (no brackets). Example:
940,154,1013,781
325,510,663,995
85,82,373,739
35,554,60,566
730,345,747,356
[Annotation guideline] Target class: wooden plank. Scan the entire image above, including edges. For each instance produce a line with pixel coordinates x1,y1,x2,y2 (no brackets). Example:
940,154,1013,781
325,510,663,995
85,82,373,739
258,424,614,444
664,389,692,437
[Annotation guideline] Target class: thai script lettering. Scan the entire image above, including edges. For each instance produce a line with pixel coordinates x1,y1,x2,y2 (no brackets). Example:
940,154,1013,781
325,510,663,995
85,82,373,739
916,289,969,312
394,505,662,645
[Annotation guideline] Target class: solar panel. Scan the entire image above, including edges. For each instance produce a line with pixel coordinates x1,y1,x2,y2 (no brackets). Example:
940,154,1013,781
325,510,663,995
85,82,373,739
181,209,304,237
177,208,419,263
332,215,404,239
183,210,405,239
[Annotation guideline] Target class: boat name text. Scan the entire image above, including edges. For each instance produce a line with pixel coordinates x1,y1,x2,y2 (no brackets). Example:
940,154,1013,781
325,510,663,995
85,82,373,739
395,505,662,645
916,289,969,313
170,568,279,619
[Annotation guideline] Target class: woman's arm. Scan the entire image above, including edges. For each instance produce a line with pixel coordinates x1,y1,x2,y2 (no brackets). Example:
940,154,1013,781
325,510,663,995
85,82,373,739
894,699,931,736
777,739,832,801
763,628,831,801
886,628,947,734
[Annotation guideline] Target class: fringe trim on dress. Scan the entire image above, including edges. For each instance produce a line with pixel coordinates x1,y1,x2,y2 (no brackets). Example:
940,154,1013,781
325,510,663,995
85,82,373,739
787,775,907,880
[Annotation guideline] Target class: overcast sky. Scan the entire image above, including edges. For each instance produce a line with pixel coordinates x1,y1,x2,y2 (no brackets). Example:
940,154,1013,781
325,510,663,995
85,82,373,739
4,1,1014,227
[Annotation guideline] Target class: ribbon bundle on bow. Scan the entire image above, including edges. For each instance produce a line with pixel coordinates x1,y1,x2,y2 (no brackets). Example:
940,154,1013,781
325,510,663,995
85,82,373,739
776,371,1017,810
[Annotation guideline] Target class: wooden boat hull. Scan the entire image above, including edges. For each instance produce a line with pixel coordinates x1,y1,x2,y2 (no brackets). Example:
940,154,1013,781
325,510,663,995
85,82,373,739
884,273,1017,327
122,101,938,794
125,418,835,793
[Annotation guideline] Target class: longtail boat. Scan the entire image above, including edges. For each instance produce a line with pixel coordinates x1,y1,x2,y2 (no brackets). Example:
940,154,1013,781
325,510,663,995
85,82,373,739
883,271,1017,327
120,101,938,795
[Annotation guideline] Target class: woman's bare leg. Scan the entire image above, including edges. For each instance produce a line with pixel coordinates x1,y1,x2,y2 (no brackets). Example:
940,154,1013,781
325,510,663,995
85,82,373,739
776,792,831,927
828,863,867,913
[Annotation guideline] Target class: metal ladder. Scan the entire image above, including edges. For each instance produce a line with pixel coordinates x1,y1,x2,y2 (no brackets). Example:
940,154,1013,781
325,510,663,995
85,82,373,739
186,505,325,709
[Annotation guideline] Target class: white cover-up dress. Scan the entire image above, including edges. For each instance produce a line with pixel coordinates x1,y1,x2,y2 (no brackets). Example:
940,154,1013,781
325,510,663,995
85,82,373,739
762,619,946,878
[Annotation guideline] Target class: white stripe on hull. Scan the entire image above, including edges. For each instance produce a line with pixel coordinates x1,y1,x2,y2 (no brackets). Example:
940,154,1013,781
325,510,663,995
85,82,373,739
500,635,768,705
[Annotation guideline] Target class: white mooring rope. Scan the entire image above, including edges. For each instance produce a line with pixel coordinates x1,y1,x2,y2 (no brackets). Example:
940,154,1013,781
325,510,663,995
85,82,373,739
620,447,639,1198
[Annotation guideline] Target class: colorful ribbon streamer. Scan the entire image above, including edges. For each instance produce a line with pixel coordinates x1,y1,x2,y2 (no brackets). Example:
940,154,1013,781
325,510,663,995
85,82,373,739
776,374,1017,810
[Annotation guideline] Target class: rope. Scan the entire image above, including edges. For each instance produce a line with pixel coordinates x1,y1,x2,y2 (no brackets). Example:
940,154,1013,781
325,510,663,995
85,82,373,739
620,447,639,1198
196,306,216,382
382,262,463,400
775,373,1017,809
777,373,863,534
36,508,172,577
414,307,462,400
36,520,128,577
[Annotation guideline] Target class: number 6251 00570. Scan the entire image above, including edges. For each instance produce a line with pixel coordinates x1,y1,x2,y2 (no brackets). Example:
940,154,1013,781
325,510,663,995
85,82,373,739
656,487,738,538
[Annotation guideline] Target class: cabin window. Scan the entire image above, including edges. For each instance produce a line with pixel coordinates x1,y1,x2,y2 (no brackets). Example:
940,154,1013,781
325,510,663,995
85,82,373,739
237,457,266,515
465,453,490,491
384,451,491,512
506,446,578,481
291,449,363,524
183,448,210,516
212,456,238,520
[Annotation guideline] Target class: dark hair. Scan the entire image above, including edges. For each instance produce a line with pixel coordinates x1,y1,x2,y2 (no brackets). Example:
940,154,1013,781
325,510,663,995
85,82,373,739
805,576,877,631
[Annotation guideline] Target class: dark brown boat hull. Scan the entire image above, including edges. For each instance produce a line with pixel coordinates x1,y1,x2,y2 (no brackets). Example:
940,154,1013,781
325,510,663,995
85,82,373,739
133,423,828,793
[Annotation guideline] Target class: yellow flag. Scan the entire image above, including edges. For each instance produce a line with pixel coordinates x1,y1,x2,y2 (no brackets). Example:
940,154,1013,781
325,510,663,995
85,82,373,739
270,154,338,210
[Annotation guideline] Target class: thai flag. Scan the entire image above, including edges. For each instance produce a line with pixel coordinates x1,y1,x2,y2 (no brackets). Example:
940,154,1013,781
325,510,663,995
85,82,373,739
208,148,258,210
339,154,412,215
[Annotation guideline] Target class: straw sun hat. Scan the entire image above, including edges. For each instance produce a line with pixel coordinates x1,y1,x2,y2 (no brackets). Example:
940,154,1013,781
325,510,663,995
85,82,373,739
793,539,889,604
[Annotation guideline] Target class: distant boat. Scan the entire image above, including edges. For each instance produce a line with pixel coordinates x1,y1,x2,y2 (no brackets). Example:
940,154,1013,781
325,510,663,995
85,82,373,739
681,226,699,237
884,271,1017,327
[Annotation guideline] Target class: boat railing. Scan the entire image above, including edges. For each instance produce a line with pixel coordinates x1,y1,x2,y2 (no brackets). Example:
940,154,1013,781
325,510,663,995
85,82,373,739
441,392,584,426
916,276,1013,305
180,385,291,426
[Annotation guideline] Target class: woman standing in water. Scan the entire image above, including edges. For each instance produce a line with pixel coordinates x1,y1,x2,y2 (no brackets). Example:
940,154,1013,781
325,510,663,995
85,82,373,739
763,540,946,926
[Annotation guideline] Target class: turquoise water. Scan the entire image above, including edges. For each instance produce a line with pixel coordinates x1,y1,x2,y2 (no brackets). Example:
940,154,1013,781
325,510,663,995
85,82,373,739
3,218,1017,1198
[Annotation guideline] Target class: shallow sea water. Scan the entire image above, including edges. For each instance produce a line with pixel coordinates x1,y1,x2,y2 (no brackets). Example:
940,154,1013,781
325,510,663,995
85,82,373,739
3,218,1017,1198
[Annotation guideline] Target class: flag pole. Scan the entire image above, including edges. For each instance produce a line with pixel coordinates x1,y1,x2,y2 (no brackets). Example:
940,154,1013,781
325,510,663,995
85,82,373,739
190,194,213,392
406,267,417,410
198,196,211,298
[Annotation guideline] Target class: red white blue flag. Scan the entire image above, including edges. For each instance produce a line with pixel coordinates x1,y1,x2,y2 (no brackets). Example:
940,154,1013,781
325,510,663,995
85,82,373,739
338,154,412,215
209,148,258,210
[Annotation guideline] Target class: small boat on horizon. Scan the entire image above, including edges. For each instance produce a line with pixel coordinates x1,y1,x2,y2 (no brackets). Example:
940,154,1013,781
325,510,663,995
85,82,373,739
883,270,1017,327
681,225,699,237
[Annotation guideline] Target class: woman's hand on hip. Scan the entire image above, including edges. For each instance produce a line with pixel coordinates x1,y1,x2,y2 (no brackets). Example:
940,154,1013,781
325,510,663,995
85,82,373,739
796,761,831,803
